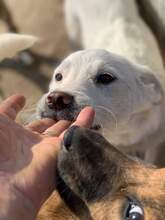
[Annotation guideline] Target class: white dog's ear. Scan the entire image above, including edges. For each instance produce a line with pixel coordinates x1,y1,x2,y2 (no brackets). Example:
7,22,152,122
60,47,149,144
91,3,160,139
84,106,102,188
139,70,164,105
0,33,38,62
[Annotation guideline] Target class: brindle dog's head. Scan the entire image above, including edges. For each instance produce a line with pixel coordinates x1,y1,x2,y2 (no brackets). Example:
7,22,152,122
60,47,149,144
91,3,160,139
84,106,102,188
57,126,165,220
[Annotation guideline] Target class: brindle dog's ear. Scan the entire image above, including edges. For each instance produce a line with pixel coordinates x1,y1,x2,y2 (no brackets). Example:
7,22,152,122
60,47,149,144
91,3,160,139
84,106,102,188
139,70,164,105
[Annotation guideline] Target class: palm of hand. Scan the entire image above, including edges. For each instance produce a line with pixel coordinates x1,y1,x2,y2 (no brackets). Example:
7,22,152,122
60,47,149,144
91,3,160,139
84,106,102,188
0,113,60,208
0,95,94,212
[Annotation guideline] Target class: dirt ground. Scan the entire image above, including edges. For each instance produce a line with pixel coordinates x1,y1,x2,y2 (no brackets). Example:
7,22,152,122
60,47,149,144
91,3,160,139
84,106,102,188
0,0,71,121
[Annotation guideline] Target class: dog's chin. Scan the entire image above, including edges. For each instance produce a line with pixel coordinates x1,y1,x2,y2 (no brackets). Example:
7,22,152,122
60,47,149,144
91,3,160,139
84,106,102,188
39,108,79,121
40,111,101,131
38,104,101,131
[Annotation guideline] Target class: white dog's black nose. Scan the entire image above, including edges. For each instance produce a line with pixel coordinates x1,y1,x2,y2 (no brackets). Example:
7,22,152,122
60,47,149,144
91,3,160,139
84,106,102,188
46,91,73,110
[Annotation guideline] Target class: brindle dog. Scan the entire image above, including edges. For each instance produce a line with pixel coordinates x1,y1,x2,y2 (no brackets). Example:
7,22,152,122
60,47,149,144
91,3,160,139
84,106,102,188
38,126,165,220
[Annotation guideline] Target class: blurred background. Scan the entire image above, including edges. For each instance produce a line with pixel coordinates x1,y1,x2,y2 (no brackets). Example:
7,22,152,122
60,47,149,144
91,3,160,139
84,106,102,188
0,0,71,121
0,0,165,121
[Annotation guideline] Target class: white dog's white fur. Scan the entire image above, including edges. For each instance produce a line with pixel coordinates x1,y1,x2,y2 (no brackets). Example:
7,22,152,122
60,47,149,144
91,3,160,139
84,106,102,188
0,33,37,61
37,49,165,164
38,0,165,165
64,0,164,75
62,0,165,162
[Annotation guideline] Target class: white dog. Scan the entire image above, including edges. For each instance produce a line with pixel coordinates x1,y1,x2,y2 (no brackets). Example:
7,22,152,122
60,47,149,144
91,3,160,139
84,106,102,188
37,49,165,165
37,0,165,165
60,0,165,164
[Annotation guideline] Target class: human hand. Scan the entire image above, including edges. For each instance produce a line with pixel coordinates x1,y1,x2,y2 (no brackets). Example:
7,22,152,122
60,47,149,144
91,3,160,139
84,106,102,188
0,95,95,220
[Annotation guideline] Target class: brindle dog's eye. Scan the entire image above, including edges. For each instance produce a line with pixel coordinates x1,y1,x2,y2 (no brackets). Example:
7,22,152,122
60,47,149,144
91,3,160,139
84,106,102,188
95,72,117,85
125,202,144,220
55,73,63,81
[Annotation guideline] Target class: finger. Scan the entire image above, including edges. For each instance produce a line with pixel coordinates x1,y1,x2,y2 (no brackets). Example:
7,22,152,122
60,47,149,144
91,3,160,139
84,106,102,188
26,118,55,133
0,94,25,120
43,120,71,137
60,106,95,138
73,106,95,127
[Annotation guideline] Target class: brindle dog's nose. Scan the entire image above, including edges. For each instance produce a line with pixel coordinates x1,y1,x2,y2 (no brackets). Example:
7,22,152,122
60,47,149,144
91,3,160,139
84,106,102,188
46,91,73,110
63,126,79,151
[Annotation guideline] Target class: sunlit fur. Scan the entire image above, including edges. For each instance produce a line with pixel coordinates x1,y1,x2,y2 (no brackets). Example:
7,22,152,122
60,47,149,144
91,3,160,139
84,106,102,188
37,49,165,165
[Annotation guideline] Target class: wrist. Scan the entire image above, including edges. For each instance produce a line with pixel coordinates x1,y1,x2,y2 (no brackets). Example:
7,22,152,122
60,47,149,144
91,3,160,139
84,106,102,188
0,179,37,220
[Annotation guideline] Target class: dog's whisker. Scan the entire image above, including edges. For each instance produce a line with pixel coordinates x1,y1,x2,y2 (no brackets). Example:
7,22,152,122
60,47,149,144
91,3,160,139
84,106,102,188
95,105,118,131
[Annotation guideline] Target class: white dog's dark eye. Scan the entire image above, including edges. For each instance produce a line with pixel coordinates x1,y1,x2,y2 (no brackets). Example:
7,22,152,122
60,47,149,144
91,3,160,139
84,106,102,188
95,73,116,84
55,73,63,81
125,201,144,220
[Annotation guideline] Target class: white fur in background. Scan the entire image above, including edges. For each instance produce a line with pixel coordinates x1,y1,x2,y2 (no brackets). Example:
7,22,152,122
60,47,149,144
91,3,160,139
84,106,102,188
0,33,37,61
65,0,165,76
